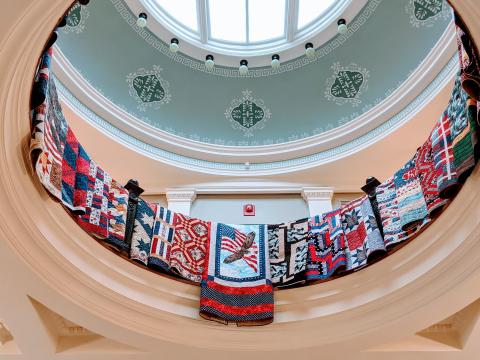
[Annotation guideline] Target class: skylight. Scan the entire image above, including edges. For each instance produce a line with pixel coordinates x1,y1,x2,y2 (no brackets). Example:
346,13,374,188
209,0,246,42
298,0,337,30
155,0,198,31
148,0,352,58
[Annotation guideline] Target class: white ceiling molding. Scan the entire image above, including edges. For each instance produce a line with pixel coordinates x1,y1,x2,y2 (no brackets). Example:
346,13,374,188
55,55,457,176
126,0,365,68
53,23,456,167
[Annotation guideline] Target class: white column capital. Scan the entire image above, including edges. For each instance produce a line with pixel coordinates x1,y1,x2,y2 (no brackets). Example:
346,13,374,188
165,189,197,203
301,187,334,217
165,189,197,216
301,187,334,201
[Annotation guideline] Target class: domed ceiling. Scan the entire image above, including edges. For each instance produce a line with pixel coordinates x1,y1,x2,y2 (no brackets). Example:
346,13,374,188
54,0,455,164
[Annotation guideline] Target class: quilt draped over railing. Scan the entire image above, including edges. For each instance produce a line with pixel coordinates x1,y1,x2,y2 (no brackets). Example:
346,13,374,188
29,6,480,326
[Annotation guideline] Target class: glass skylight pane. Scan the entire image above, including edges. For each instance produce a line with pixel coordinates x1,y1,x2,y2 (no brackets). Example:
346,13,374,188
155,0,198,31
298,0,336,29
209,0,247,42
248,0,286,42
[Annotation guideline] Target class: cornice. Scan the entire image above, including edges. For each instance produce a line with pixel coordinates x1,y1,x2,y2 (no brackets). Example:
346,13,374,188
301,187,335,201
52,22,457,163
55,54,458,176
165,189,197,202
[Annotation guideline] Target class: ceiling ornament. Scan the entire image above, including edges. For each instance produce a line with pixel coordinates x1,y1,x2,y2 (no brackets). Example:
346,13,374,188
325,62,370,107
126,65,171,111
61,3,90,35
406,0,450,28
225,90,271,137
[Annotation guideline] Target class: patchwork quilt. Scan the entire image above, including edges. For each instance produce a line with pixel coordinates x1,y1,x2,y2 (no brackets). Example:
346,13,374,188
431,88,461,199
376,177,430,248
455,13,480,100
170,213,209,283
452,97,478,182
76,161,111,239
394,154,429,230
130,199,156,265
148,206,175,272
340,196,385,270
415,137,448,214
306,209,347,280
267,219,308,287
104,179,129,254
200,223,274,325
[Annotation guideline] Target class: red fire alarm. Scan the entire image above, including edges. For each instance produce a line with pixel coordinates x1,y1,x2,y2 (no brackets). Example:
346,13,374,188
243,204,255,216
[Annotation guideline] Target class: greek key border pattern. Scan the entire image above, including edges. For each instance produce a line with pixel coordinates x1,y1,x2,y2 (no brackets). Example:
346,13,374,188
110,0,382,78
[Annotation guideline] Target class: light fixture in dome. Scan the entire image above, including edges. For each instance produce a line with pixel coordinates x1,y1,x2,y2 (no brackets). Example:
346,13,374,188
136,13,147,28
337,19,348,35
169,38,180,53
305,43,315,59
78,0,90,5
239,59,248,75
205,55,215,70
271,54,280,69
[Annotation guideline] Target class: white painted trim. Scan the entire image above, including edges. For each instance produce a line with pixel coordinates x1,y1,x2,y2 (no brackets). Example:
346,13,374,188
127,0,362,67
52,23,456,165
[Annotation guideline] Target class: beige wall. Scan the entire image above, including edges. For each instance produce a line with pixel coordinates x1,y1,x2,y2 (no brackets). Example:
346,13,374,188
190,194,309,224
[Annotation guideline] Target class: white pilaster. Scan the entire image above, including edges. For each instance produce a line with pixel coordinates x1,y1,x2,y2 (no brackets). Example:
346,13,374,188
165,189,197,216
301,187,334,217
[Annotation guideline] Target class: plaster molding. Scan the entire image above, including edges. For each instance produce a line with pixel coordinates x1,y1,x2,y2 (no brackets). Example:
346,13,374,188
52,22,457,163
301,187,335,202
55,54,458,176
122,0,370,70
165,189,197,203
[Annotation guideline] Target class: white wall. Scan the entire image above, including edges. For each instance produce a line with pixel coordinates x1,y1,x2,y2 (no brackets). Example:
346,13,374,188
190,194,309,224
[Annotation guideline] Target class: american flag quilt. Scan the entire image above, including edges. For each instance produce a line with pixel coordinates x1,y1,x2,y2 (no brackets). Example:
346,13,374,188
340,196,385,270
130,199,156,265
169,213,209,283
32,70,68,203
394,154,429,231
267,218,308,287
148,206,175,272
200,223,274,325
76,161,112,239
376,177,430,248
104,179,129,254
415,138,448,214
455,13,480,101
306,209,347,280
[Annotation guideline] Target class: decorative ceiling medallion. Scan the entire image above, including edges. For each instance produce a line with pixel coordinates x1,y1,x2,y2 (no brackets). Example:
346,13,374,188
62,3,90,34
406,0,450,28
325,62,369,107
126,66,171,111
225,90,271,137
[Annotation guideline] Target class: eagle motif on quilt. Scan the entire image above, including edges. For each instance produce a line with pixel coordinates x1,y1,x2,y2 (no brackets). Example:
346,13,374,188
200,223,274,325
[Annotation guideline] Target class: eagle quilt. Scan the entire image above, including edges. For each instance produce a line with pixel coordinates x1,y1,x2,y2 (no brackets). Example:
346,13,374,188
200,223,274,326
